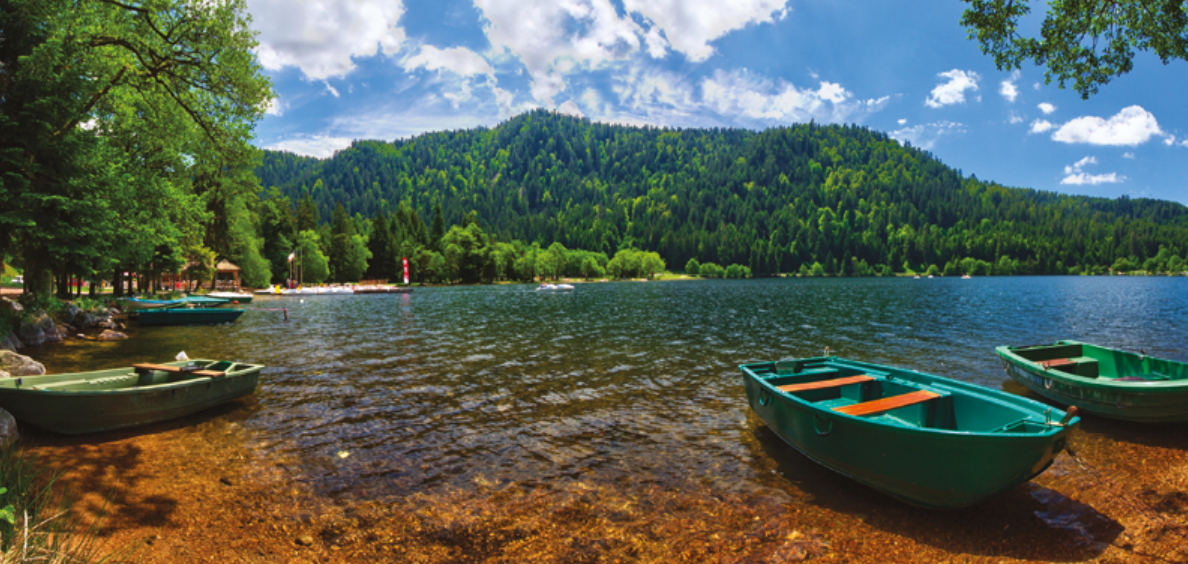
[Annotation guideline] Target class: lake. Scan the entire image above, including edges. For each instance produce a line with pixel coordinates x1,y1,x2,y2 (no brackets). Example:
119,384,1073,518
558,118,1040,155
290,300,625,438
24,276,1188,562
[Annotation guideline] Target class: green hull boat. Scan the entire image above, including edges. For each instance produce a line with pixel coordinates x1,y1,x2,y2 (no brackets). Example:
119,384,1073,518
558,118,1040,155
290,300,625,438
998,340,1188,422
137,307,244,326
740,356,1078,509
0,359,264,434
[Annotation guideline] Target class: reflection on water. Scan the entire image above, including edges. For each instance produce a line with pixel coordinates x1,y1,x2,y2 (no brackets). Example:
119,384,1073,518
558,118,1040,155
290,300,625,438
23,276,1188,560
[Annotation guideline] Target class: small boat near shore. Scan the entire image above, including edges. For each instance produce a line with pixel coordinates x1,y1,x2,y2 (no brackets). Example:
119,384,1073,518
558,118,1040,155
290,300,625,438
137,307,245,326
997,340,1188,422
254,285,355,296
208,291,254,303
740,355,1078,509
0,359,264,434
536,283,574,292
118,295,231,310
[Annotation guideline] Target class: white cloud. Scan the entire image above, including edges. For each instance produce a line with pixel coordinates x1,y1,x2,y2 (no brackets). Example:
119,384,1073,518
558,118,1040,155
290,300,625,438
698,69,883,124
999,71,1019,102
1163,134,1188,147
1123,152,1135,159
265,135,355,158
1037,102,1056,114
324,81,340,98
1060,154,1125,185
621,0,790,62
890,121,964,150
925,69,979,108
1063,156,1097,175
643,26,670,59
263,96,284,116
1008,112,1023,124
557,100,585,117
250,0,407,80
1062,172,1124,185
476,0,642,104
1051,105,1163,146
404,46,495,77
1030,119,1053,133
897,118,907,125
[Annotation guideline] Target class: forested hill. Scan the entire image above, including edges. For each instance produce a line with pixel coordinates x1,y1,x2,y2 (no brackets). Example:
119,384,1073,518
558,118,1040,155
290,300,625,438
257,109,1188,276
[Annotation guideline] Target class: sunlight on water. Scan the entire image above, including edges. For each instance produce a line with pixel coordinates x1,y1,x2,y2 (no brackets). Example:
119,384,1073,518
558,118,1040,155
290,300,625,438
23,276,1188,561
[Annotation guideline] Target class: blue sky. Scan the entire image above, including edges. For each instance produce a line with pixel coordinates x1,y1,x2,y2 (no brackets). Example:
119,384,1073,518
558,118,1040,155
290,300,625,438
248,0,1188,204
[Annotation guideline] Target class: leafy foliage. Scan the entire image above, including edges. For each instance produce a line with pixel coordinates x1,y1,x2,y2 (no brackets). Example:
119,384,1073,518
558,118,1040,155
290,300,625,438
961,0,1188,98
257,110,1188,278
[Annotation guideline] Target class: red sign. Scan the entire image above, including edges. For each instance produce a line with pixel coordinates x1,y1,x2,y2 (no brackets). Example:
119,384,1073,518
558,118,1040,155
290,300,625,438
402,257,409,284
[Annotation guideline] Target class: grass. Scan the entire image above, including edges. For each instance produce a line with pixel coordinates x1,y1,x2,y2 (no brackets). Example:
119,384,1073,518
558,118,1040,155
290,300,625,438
0,444,137,563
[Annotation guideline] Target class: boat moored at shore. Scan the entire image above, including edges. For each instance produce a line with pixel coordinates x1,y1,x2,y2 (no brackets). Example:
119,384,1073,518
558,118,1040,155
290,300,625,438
998,340,1188,422
740,355,1078,509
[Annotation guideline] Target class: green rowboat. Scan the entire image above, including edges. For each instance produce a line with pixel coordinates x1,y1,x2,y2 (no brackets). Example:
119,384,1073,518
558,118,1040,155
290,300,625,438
997,340,1188,422
740,356,1078,509
0,359,264,434
137,307,244,326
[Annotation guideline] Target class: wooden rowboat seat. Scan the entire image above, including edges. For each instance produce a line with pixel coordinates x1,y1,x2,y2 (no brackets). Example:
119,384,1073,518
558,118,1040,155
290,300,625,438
133,363,225,378
778,374,874,393
833,390,940,417
1039,358,1077,369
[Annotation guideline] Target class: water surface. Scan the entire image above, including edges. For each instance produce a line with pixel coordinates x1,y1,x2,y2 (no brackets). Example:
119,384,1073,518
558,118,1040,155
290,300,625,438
27,276,1188,561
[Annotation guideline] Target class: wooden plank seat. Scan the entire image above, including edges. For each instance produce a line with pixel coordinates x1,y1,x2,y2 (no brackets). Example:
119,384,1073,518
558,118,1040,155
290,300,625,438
778,374,874,393
1039,358,1077,369
833,390,940,417
133,363,225,378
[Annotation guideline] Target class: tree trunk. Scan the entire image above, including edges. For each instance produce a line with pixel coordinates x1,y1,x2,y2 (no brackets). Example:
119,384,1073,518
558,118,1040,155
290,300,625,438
113,268,124,298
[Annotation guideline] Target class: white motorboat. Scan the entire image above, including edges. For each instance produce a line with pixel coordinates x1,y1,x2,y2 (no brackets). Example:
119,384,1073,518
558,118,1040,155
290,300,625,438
536,283,575,292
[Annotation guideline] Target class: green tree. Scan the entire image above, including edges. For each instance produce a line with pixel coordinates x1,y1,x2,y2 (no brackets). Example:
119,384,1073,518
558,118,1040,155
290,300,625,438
685,258,701,276
0,0,271,298
961,0,1188,98
295,230,330,284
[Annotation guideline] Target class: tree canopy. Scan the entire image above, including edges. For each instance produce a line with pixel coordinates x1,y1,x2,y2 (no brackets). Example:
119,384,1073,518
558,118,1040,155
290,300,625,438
0,0,271,297
961,0,1188,98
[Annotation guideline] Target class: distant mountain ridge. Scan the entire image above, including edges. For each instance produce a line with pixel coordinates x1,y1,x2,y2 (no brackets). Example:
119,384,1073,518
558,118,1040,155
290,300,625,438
256,110,1188,275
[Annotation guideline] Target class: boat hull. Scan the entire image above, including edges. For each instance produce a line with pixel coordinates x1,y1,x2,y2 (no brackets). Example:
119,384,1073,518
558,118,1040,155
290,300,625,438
741,358,1075,509
0,360,262,434
208,292,253,303
998,341,1188,422
138,308,245,326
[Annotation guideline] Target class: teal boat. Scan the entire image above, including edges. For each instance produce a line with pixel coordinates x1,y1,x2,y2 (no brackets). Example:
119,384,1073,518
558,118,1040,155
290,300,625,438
740,356,1078,509
118,295,230,310
997,340,1188,422
0,359,264,434
137,307,244,326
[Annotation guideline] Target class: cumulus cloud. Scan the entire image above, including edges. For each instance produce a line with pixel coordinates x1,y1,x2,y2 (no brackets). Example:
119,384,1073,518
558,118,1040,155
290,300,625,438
1164,134,1188,148
698,69,885,125
263,96,284,116
621,0,790,62
476,0,642,104
404,46,495,77
897,118,907,125
1123,152,1135,159
250,0,407,80
1051,106,1162,146
1037,102,1056,114
926,69,979,108
999,71,1019,102
1008,112,1023,124
890,121,964,150
557,100,585,117
1060,155,1124,185
1030,119,1054,133
265,135,355,158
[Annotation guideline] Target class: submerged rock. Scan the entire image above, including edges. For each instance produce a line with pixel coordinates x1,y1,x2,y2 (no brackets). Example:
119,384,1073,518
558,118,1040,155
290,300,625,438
0,409,18,447
97,330,128,341
0,332,21,352
0,350,45,376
